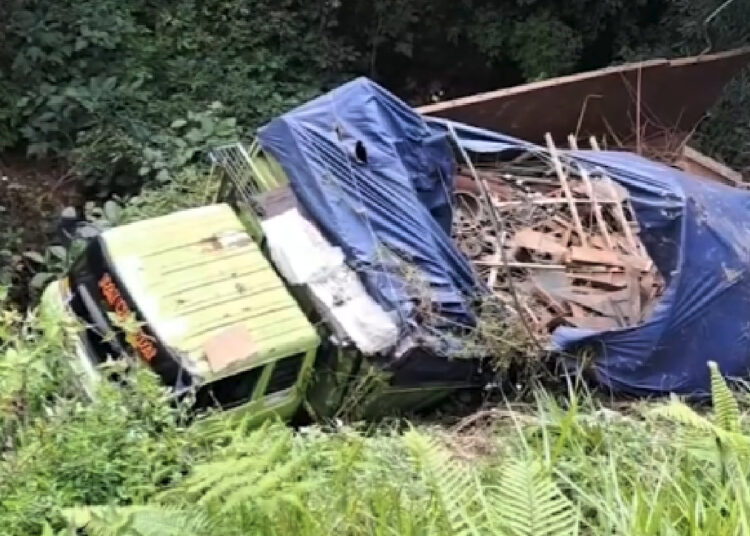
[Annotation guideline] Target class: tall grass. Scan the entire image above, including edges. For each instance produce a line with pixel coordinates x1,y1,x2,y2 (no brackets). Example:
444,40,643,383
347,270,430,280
4,304,750,535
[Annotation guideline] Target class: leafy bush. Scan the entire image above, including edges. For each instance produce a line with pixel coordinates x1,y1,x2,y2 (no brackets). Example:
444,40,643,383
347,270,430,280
3,0,748,203
696,72,750,177
0,309,199,535
0,0,351,197
71,104,238,196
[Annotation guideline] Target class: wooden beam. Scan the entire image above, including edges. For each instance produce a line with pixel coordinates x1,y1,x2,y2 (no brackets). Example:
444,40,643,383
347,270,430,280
578,163,614,250
545,133,588,248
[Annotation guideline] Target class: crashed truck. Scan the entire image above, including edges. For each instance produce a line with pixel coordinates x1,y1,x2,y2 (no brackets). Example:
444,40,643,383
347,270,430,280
42,50,750,424
41,80,491,424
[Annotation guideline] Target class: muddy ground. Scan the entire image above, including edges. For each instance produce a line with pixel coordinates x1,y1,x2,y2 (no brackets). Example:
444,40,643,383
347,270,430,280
0,153,79,306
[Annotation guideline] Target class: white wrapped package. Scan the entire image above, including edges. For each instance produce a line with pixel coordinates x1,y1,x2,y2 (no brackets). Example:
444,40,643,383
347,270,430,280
308,270,399,355
260,208,345,284
261,209,398,354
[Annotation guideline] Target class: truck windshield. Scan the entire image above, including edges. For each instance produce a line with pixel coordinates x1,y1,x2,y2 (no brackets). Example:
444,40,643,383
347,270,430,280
67,237,191,389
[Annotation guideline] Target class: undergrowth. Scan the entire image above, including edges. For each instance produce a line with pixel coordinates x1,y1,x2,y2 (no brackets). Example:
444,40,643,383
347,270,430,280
3,299,750,535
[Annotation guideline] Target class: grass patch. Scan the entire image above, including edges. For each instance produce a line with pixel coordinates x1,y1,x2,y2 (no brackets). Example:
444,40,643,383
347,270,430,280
2,302,750,535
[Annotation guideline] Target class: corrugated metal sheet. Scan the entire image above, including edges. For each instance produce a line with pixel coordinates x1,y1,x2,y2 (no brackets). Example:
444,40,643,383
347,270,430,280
102,204,318,381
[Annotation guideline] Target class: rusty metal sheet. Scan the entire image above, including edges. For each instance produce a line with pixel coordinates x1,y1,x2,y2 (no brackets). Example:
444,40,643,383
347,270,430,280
419,48,750,146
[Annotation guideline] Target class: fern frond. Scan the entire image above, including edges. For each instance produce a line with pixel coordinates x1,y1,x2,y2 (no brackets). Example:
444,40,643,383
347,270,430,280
63,505,213,536
650,398,715,431
651,398,750,456
403,429,485,536
165,422,314,519
708,361,741,433
488,459,577,536
215,451,311,514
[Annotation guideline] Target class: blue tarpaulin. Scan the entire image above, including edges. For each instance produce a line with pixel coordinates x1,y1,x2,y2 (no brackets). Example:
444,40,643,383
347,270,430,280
258,78,481,339
427,120,750,394
551,150,750,395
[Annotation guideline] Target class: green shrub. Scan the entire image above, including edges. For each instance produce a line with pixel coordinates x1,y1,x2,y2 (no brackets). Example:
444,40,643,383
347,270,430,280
0,309,198,535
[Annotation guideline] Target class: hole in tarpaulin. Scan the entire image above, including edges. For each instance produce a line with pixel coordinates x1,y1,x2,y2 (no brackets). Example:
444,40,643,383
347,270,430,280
354,140,368,164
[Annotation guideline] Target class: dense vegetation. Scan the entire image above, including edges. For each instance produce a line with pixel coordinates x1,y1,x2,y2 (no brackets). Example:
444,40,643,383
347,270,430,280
6,293,750,535
1,1,750,534
0,0,748,297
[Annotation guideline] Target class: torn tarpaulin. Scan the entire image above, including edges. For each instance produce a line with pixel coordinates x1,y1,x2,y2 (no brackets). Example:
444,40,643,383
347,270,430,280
257,78,482,344
552,150,750,395
438,120,750,395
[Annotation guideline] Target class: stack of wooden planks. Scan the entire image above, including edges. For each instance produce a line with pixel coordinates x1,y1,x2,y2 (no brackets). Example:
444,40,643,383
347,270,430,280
452,135,664,341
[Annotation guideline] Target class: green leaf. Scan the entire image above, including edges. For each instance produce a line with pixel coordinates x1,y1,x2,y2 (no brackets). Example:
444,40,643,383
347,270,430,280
156,169,170,182
708,361,741,433
171,119,188,129
102,76,118,92
23,251,45,264
30,272,55,289
104,200,122,223
47,245,67,261
490,459,577,536
40,521,55,536
185,128,204,144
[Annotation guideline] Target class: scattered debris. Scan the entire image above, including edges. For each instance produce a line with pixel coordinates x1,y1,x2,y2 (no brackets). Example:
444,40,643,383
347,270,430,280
452,134,664,343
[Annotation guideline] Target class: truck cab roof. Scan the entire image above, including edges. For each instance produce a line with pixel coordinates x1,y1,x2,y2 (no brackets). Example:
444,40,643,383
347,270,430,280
97,203,318,384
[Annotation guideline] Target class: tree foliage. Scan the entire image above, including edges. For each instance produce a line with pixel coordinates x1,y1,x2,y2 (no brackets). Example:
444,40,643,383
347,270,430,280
0,0,350,195
1,0,748,200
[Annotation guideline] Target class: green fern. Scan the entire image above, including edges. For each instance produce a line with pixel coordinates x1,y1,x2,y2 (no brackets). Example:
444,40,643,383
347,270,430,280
652,396,715,431
164,422,314,521
403,430,486,536
63,505,213,536
489,459,577,536
708,361,741,433
651,362,750,457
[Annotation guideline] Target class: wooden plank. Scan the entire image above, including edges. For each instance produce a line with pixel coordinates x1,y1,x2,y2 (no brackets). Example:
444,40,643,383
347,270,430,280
475,258,566,270
558,288,631,319
569,246,623,266
564,316,618,330
569,246,651,271
568,302,587,318
600,175,640,255
487,252,501,288
532,281,567,315
622,253,651,272
675,145,744,187
559,227,573,249
545,133,588,247
579,164,615,250
567,271,627,289
567,134,579,150
590,235,607,249
513,229,567,256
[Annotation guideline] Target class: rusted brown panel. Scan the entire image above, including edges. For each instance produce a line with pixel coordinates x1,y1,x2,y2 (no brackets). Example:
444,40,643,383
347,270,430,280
419,48,750,145
675,145,746,187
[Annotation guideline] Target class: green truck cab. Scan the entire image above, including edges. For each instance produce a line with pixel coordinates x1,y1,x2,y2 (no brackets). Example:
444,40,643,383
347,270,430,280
42,204,319,425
